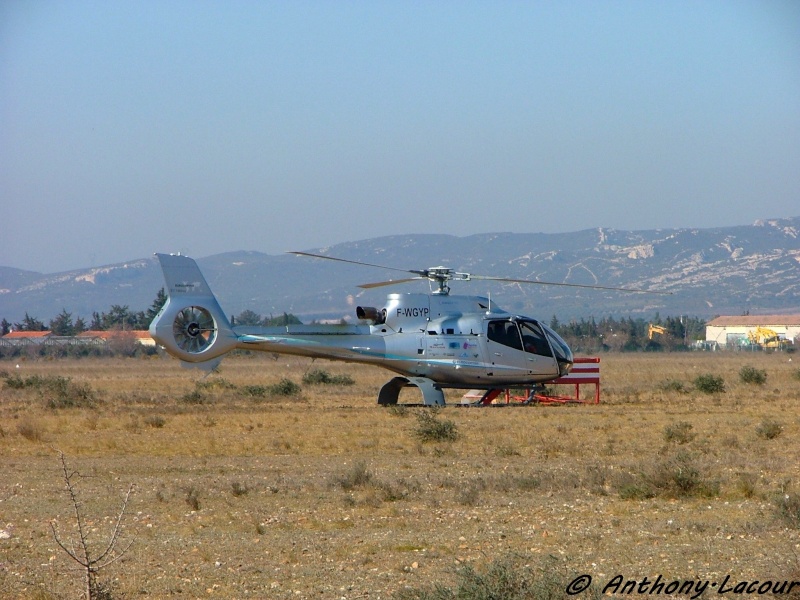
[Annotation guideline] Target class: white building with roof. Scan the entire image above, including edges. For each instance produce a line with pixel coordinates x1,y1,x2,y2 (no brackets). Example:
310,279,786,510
705,315,800,348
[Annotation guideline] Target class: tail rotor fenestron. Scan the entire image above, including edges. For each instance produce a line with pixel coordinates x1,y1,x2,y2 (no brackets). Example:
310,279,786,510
173,306,218,354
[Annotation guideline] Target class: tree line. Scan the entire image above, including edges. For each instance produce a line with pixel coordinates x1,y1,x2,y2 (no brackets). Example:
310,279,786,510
550,314,707,352
2,289,169,336
2,286,708,352
1,289,302,336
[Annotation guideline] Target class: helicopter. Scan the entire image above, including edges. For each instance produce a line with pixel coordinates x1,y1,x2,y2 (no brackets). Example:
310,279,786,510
148,251,666,406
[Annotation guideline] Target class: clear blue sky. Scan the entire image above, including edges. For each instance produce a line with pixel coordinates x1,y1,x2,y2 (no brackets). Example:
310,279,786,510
2,0,798,273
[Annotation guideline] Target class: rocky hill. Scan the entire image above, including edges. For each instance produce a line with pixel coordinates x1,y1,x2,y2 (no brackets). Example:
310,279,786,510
2,217,799,324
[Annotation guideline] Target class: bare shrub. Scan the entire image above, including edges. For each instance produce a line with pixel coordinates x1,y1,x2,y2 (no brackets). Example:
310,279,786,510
105,330,139,358
755,418,783,440
736,472,759,499
775,493,800,529
457,485,481,506
143,415,166,428
643,451,720,498
185,486,201,511
663,421,695,445
617,451,719,500
17,417,45,442
50,452,134,600
333,461,373,490
231,481,249,497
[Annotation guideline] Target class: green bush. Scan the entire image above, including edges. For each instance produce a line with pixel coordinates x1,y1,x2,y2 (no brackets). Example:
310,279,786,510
395,553,601,600
2,372,26,389
4,373,100,409
693,373,725,394
658,379,689,394
180,389,212,405
268,378,301,396
413,410,459,443
196,377,236,390
617,480,656,501
240,384,269,398
739,365,767,385
302,368,354,386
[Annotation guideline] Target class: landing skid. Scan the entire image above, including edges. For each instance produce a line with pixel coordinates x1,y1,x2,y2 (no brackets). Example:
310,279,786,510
378,377,445,407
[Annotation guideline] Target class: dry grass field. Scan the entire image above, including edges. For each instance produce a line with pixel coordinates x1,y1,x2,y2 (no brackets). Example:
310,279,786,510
1,352,799,599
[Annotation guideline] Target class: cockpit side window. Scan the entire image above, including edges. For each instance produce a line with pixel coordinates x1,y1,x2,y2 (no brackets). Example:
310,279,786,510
519,321,554,357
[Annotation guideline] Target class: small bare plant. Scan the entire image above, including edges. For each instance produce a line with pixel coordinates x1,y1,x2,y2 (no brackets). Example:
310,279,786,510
17,417,45,443
663,421,695,445
755,417,783,440
50,451,134,599
143,414,166,428
231,481,249,497
333,461,373,490
185,486,201,510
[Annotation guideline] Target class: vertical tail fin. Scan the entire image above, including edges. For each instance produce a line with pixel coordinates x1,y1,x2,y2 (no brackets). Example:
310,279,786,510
156,253,217,298
149,253,236,369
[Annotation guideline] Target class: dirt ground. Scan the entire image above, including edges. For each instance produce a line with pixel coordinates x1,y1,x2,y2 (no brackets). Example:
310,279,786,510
1,353,799,599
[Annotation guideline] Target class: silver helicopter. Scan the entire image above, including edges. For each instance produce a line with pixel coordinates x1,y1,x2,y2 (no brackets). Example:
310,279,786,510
149,251,664,405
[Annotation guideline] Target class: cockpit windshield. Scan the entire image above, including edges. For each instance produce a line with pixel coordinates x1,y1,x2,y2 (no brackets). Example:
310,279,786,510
540,323,574,375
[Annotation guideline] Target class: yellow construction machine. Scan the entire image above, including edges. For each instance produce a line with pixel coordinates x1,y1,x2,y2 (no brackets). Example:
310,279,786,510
747,326,790,350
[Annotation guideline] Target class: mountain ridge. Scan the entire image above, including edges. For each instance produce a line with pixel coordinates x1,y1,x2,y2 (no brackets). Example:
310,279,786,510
2,217,799,324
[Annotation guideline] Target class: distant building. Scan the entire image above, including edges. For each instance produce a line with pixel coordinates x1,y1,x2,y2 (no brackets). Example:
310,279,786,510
0,330,53,346
0,330,154,347
76,330,156,346
705,315,800,348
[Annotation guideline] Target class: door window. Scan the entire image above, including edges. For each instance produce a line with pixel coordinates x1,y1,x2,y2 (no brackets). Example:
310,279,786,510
519,321,553,357
487,320,523,351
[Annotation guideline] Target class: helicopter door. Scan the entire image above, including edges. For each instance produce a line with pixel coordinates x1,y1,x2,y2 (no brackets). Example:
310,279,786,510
486,319,559,379
486,319,530,377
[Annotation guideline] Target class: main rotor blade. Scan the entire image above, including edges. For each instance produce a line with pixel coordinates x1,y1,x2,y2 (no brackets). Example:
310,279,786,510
288,251,423,276
357,277,425,289
469,275,672,295
290,250,671,295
